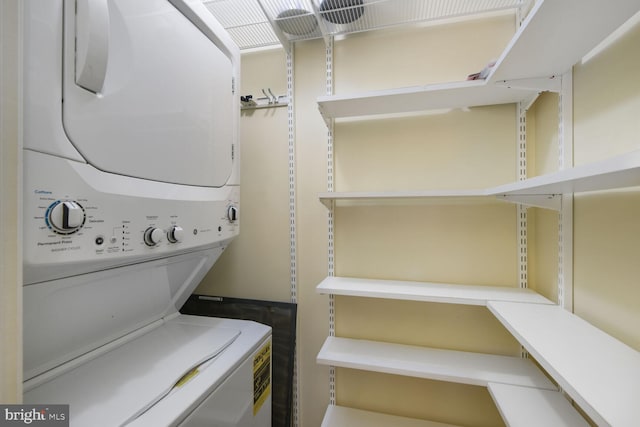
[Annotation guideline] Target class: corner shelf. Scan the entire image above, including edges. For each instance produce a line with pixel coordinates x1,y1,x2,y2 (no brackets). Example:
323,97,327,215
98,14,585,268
316,276,553,306
490,149,640,197
487,383,590,427
320,387,587,427
321,405,460,427
317,336,555,390
488,301,640,426
487,0,640,84
319,149,640,211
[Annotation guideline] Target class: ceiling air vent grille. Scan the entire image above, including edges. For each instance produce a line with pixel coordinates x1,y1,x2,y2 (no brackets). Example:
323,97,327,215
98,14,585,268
203,0,529,51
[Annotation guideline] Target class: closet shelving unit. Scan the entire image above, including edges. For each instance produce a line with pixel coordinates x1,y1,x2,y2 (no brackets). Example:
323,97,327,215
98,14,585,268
316,0,640,426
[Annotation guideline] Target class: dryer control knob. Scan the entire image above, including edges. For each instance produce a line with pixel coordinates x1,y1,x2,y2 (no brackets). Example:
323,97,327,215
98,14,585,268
144,227,164,246
167,226,184,243
47,200,85,234
227,206,238,222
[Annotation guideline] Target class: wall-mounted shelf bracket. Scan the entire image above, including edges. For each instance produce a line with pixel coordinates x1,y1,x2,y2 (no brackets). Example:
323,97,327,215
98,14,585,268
495,194,561,211
494,76,561,93
319,197,333,209
317,104,332,128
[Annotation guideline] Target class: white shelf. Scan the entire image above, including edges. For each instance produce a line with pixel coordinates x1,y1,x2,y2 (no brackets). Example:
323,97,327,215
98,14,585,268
321,405,460,427
317,336,555,390
317,80,536,120
488,0,640,83
316,276,553,306
319,150,640,210
318,189,490,208
317,1,640,121
488,301,640,427
318,189,558,210
488,383,588,427
490,149,640,196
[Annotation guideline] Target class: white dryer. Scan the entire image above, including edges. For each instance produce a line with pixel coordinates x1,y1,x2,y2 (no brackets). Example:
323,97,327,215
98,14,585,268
21,1,271,426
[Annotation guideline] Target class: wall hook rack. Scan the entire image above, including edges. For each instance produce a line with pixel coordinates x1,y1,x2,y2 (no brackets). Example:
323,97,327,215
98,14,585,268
241,88,289,110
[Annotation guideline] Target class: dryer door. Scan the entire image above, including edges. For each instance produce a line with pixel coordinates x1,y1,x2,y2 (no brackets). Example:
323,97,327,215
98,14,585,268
62,0,236,187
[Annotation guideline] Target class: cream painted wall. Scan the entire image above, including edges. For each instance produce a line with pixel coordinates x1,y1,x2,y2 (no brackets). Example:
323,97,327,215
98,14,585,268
334,105,517,191
0,0,23,403
527,92,559,177
197,49,291,302
336,370,501,427
573,18,640,165
333,13,515,92
572,17,640,351
526,207,558,303
526,93,559,302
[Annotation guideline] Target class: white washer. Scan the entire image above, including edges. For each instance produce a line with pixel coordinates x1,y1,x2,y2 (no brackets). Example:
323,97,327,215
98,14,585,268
21,1,271,426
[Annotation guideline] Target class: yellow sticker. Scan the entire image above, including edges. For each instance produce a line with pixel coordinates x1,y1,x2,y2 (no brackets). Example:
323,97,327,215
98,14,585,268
253,342,271,416
174,367,199,388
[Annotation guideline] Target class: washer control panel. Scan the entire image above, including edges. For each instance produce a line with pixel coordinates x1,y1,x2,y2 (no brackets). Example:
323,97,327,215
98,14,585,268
28,193,239,255
24,151,240,284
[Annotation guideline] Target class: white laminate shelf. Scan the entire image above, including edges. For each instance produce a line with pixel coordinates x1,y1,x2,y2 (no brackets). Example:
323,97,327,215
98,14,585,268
488,383,589,427
316,80,536,120
317,0,640,121
488,301,640,427
490,149,640,197
317,336,556,390
317,189,490,208
321,405,460,427
488,0,640,84
319,150,640,210
316,276,553,306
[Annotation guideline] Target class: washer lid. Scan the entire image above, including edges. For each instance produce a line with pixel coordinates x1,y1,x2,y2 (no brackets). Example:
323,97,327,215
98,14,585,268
62,0,237,187
24,320,240,427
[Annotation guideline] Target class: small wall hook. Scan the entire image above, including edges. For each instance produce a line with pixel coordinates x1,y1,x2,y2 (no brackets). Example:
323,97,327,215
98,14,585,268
268,88,278,104
262,88,275,104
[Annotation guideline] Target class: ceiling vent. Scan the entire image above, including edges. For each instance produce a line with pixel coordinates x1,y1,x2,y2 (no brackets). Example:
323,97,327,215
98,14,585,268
203,0,530,51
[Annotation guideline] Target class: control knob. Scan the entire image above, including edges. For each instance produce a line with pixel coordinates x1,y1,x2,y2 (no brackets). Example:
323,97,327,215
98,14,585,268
144,227,164,246
227,205,238,222
167,226,184,243
47,200,85,234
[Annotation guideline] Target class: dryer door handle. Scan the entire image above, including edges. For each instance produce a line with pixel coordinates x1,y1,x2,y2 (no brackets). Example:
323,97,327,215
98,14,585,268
75,0,110,94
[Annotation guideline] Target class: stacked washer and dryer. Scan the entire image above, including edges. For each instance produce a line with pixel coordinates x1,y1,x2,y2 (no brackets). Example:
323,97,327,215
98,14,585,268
22,0,271,425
